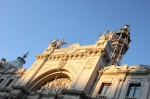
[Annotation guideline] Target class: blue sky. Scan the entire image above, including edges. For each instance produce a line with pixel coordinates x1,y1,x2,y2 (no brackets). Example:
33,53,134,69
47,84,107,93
0,0,150,68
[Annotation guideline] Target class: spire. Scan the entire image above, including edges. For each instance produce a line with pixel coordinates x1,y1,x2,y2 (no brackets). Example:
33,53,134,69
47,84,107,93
17,51,30,64
0,52,29,69
23,51,29,59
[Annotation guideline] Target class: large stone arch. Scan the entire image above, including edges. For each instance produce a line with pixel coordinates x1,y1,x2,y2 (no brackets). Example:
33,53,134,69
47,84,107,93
29,69,73,91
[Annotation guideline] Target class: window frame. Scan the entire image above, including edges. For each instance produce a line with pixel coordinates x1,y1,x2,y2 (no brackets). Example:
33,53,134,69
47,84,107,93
126,83,141,98
5,79,14,87
98,83,111,96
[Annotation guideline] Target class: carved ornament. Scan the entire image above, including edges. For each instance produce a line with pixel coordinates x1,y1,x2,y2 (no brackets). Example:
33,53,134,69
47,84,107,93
37,78,71,93
67,43,80,53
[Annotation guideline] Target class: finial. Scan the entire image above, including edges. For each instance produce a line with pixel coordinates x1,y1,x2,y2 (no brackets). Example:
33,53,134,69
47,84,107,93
23,51,29,59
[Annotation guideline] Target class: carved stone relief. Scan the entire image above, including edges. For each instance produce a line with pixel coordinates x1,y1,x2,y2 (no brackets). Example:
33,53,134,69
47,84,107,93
57,59,67,69
66,43,80,53
37,78,71,93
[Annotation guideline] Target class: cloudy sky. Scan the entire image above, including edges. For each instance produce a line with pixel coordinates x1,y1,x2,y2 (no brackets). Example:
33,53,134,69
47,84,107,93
0,0,150,68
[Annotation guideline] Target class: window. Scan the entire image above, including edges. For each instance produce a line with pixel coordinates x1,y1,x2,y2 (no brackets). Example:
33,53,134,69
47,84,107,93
98,83,111,96
5,79,13,87
126,83,141,98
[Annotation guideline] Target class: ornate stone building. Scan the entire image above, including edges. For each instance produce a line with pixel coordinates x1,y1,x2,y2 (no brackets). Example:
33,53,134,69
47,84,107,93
0,25,150,99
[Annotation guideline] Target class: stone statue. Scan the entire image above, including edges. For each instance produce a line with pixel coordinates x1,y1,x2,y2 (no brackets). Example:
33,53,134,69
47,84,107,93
50,40,58,48
49,39,68,49
56,39,68,49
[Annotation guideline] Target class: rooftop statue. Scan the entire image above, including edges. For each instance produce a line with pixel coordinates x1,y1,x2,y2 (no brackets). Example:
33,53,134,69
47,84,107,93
56,39,68,49
50,39,68,49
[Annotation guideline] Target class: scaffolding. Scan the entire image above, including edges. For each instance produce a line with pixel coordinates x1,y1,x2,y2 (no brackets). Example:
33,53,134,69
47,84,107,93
110,25,131,66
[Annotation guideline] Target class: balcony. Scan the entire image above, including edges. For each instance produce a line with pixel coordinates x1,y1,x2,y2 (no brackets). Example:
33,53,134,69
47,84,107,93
125,97,137,99
96,94,107,99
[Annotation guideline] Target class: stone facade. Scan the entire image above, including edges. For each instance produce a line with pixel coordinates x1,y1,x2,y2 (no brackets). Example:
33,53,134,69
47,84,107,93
0,57,27,98
91,64,150,99
0,25,149,99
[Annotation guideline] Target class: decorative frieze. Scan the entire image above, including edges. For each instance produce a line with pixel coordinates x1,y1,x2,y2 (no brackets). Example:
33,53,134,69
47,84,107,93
36,54,48,60
40,47,103,62
102,73,119,76
57,58,67,69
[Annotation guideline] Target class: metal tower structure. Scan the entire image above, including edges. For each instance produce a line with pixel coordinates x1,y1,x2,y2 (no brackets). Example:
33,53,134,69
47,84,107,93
110,25,131,66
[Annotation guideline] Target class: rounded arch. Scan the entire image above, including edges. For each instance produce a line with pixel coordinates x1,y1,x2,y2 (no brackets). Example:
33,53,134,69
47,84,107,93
29,69,73,91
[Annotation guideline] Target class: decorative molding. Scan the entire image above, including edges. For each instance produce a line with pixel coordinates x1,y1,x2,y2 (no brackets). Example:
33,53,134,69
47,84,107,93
57,58,67,69
102,79,113,83
36,54,48,60
66,43,80,53
102,73,120,76
39,48,103,62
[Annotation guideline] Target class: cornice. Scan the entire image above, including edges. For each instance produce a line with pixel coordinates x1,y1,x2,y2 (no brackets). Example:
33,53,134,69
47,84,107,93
36,54,49,60
128,71,149,76
37,41,107,61
40,49,104,61
101,72,120,76
99,66,150,77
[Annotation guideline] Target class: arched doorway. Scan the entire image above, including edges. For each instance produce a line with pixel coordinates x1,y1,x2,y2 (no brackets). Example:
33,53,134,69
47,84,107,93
30,70,72,93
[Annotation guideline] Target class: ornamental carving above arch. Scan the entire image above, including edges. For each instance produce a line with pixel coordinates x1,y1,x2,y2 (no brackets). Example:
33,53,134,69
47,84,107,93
29,69,73,92
37,77,71,93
